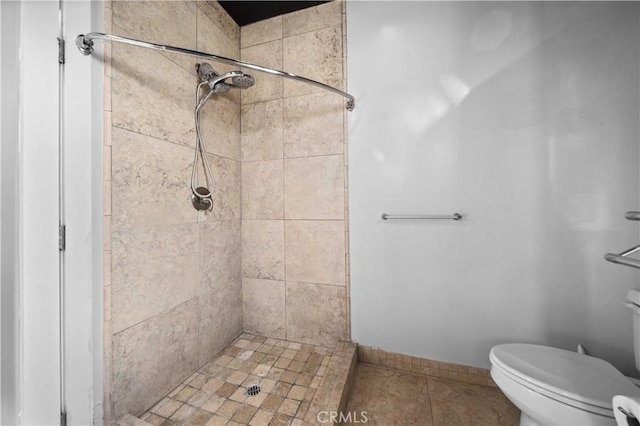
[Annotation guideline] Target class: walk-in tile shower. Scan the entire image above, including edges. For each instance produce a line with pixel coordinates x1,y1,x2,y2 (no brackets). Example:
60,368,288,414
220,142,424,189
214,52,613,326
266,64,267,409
99,1,352,422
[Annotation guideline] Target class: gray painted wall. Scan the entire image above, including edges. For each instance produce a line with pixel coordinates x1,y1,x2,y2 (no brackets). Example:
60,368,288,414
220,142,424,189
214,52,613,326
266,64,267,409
348,1,640,376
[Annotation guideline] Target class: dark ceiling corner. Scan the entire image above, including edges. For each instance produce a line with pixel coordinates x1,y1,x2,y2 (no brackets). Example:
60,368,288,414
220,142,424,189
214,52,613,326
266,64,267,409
218,1,330,27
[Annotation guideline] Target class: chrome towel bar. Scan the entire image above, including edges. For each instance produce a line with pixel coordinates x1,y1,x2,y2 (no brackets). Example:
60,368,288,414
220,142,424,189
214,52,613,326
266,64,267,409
605,247,640,270
604,211,640,270
381,213,462,221
625,211,640,221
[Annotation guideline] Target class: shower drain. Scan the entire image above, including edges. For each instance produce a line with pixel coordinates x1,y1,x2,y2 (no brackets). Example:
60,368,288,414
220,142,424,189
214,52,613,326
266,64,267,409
246,384,261,397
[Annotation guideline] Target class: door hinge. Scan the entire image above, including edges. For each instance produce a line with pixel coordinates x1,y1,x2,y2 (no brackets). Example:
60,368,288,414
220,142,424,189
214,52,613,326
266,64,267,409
59,224,66,251
60,411,67,426
57,37,65,64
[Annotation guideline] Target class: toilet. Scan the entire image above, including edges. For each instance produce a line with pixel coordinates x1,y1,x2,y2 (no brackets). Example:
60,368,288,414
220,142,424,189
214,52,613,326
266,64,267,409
490,290,640,426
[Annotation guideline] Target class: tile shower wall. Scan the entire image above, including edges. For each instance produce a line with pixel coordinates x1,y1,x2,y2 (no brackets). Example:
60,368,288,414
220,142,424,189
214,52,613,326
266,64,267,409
239,2,350,347
103,1,242,421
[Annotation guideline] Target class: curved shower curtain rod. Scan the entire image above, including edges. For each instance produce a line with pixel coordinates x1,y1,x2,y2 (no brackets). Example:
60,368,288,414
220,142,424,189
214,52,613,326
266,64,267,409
75,32,355,111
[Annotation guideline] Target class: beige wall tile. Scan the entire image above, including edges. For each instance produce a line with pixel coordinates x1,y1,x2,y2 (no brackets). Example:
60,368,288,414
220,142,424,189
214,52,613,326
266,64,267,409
284,92,344,158
111,127,196,229
200,220,241,294
111,223,199,333
285,282,347,346
112,41,195,147
243,160,284,219
104,285,112,323
112,1,197,73
104,250,112,288
242,220,285,280
198,285,243,366
200,154,241,221
194,3,240,160
198,94,241,161
104,180,112,216
104,216,112,252
104,3,112,33
241,100,284,161
283,26,343,97
112,299,199,418
103,145,111,181
108,0,246,420
242,278,286,339
195,0,239,45
104,76,112,112
282,1,342,38
285,220,345,286
241,40,283,104
241,16,283,49
104,111,112,146
197,6,241,106
284,155,344,220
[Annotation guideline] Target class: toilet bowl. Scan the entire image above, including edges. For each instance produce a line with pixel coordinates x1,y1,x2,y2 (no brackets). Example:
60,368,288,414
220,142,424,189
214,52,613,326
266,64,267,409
490,344,637,425
490,290,640,426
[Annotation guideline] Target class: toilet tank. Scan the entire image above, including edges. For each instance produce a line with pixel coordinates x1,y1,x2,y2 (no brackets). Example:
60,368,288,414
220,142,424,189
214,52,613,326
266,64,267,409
628,289,640,371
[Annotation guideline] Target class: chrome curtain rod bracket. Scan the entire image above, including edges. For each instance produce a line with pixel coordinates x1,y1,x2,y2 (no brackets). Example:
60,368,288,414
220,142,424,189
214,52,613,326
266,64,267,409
75,33,355,111
381,213,463,221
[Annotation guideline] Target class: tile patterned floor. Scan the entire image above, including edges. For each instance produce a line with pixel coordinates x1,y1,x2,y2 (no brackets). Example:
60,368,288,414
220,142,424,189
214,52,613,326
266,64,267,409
345,363,520,426
139,333,346,426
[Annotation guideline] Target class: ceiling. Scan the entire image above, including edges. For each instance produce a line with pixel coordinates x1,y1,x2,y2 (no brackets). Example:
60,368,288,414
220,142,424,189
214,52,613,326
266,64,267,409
218,1,329,27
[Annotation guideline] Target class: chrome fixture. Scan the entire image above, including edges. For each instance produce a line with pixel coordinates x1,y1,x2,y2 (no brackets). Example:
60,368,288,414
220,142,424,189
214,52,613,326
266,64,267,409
626,211,640,221
197,63,254,95
190,63,255,212
381,213,463,221
75,32,355,111
190,79,216,212
604,211,640,270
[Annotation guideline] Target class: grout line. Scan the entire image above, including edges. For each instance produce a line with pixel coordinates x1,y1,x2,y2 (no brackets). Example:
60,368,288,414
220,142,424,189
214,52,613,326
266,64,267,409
194,0,240,45
111,23,197,77
194,2,240,59
242,151,345,163
282,20,288,340
282,22,343,41
110,124,242,163
112,219,240,233
111,296,199,337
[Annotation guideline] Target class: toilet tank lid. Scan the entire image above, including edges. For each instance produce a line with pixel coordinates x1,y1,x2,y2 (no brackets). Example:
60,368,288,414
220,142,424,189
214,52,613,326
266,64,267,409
490,344,638,409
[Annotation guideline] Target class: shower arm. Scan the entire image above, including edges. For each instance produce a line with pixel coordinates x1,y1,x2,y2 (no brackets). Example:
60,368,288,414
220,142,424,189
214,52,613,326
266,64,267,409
76,32,355,111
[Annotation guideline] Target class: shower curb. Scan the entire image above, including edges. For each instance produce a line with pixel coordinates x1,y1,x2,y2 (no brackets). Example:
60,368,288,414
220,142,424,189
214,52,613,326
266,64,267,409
304,341,358,425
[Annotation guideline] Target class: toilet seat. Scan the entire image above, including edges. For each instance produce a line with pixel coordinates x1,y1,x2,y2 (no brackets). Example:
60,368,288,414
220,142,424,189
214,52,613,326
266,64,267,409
490,344,638,417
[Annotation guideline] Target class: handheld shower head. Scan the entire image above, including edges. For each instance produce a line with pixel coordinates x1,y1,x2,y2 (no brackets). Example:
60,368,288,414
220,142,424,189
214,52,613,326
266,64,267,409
228,72,255,89
197,63,254,93
196,69,255,110
209,70,255,90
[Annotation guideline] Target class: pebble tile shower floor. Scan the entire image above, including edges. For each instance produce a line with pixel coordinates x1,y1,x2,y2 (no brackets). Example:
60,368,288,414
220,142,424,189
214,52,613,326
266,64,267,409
139,333,355,426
